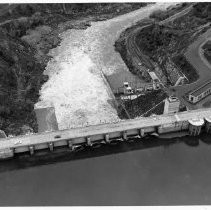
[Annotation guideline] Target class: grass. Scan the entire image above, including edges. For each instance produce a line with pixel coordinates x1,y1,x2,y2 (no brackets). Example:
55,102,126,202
203,41,211,65
118,89,167,119
202,100,211,108
172,55,199,84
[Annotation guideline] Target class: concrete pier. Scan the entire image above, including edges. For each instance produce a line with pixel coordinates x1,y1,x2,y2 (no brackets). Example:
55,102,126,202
1,108,211,160
139,129,145,137
68,140,73,151
188,119,204,136
48,142,54,151
123,131,128,141
86,137,92,146
205,117,211,133
105,134,110,143
29,146,34,155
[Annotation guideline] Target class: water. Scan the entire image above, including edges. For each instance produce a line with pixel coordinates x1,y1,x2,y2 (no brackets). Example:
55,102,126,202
37,3,174,130
0,134,211,206
2,3,208,206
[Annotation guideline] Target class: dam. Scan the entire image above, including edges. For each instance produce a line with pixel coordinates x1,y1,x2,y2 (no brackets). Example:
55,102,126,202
1,108,211,160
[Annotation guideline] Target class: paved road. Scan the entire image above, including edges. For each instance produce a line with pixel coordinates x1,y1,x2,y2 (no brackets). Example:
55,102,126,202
171,28,211,109
126,4,193,82
0,107,211,151
125,4,211,110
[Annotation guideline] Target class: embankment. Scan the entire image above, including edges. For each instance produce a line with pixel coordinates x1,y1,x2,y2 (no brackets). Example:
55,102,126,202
0,3,148,136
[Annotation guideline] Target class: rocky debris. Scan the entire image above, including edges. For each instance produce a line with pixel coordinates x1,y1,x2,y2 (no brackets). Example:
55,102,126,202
0,3,148,136
164,57,182,85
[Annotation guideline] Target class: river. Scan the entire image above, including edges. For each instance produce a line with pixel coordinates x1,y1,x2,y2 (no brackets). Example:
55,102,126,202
36,3,174,130
0,134,211,205
2,3,211,206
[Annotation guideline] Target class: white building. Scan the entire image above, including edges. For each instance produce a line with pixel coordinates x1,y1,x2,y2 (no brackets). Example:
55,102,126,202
188,81,211,104
148,71,160,83
163,96,180,114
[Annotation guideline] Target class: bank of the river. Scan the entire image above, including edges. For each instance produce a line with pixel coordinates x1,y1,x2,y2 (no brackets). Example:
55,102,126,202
37,3,174,130
1,4,211,206
0,3,148,136
0,133,211,205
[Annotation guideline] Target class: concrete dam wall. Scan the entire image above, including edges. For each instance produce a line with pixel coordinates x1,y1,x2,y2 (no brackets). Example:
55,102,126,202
0,108,211,160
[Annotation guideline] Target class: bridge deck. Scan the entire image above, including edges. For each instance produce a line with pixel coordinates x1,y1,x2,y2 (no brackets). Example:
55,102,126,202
0,108,211,150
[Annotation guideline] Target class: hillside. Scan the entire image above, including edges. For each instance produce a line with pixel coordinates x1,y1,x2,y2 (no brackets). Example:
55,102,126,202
135,3,211,84
0,3,147,136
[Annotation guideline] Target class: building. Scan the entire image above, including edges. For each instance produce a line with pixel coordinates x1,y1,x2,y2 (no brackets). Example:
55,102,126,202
148,71,160,83
163,96,180,114
34,101,59,133
188,80,211,104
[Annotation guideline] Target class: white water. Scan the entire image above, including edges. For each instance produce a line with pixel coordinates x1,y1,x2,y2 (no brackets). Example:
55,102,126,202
37,3,175,130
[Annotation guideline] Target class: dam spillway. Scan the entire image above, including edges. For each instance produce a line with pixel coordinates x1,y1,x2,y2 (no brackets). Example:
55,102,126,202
36,3,174,130
1,108,211,159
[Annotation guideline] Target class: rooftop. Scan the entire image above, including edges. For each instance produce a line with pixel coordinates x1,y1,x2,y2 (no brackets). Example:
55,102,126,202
205,116,211,123
148,71,159,81
188,118,204,126
168,96,179,102
189,80,211,97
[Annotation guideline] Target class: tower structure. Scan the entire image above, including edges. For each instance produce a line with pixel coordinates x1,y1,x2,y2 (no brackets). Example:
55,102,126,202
163,96,180,114
34,101,59,133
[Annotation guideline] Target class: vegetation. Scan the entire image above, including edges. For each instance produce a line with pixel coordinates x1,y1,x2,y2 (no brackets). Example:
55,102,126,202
192,3,211,20
134,3,211,83
114,3,211,119
0,3,148,136
149,3,188,21
118,90,167,119
172,55,199,83
114,18,154,82
0,28,48,136
136,24,180,56
203,41,211,64
114,32,148,81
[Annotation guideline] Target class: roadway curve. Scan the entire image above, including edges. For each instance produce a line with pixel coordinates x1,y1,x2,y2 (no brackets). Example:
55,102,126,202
173,28,211,109
125,4,211,109
126,4,193,80
126,24,154,81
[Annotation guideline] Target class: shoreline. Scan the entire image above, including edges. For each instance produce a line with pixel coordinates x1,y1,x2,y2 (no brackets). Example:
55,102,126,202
0,131,209,172
36,3,173,131
0,3,149,136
